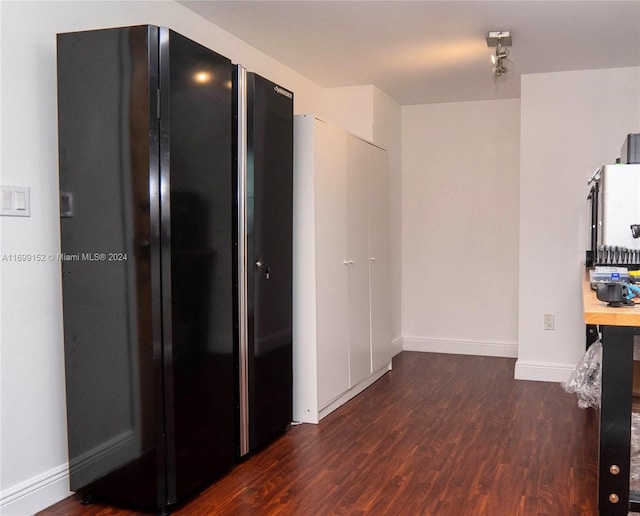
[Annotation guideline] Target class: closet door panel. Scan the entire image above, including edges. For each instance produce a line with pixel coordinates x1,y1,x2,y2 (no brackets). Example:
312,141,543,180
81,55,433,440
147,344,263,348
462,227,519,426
315,122,350,408
368,145,392,371
347,136,372,386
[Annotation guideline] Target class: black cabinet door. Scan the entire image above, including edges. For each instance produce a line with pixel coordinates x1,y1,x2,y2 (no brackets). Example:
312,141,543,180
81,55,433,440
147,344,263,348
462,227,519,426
58,25,162,508
246,73,293,449
160,28,235,503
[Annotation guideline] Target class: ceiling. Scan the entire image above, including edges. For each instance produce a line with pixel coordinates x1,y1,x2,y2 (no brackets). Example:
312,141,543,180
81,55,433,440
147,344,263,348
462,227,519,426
180,1,640,106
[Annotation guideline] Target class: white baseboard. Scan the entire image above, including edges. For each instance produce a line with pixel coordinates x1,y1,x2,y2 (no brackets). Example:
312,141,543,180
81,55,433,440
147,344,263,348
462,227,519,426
0,462,71,516
514,359,576,383
0,429,137,515
318,361,392,421
391,336,403,357
401,336,518,358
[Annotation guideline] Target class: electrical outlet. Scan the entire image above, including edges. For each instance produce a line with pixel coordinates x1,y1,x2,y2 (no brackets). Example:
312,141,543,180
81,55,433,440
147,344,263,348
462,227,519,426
544,314,555,331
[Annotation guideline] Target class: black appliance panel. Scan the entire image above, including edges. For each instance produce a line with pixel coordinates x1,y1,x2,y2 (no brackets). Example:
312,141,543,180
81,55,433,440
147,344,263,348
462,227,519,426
57,25,161,508
621,133,640,164
160,28,235,502
246,73,294,449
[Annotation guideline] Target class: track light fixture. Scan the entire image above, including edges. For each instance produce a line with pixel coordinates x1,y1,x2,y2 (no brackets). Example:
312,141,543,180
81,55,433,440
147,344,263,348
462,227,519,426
486,31,513,80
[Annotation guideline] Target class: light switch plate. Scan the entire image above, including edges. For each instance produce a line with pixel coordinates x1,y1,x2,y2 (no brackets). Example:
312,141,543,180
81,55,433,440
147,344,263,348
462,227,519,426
1,185,31,217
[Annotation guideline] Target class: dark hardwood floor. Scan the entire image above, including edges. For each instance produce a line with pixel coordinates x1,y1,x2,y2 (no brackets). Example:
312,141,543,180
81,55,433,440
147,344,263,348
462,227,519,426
39,352,599,515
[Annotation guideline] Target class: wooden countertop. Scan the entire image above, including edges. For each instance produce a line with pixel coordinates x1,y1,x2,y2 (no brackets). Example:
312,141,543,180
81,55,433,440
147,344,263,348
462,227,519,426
583,271,640,327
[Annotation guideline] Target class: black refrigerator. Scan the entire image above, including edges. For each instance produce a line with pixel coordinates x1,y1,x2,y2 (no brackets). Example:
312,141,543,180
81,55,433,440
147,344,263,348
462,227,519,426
57,25,292,513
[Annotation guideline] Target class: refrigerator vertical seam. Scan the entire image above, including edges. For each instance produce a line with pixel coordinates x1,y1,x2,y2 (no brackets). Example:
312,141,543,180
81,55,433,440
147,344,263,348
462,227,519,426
237,65,250,457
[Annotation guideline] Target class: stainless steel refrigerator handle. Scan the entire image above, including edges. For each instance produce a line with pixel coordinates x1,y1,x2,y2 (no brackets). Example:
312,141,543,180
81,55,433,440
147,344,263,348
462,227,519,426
237,65,250,457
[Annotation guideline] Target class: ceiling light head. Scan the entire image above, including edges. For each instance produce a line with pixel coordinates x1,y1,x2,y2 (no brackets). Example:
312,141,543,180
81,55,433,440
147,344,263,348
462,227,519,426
495,45,509,60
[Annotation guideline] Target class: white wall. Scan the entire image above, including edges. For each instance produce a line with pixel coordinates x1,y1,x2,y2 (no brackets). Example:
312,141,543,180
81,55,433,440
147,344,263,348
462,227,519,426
401,99,520,357
323,85,375,141
0,2,325,514
517,67,640,381
373,88,403,353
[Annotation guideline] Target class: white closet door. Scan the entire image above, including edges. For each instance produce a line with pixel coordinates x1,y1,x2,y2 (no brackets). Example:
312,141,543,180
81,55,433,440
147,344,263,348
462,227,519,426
315,121,350,408
347,136,372,386
368,145,392,371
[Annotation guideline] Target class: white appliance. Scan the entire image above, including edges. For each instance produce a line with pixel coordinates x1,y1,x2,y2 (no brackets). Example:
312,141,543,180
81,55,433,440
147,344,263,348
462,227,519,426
598,164,640,250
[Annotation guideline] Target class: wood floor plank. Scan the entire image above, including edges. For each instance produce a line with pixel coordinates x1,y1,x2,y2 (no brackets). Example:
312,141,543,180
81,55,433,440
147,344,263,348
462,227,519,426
38,352,599,515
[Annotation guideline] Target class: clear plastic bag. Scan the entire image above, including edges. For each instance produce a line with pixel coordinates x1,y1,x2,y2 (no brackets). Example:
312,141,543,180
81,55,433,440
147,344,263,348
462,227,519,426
631,413,640,493
561,340,602,409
